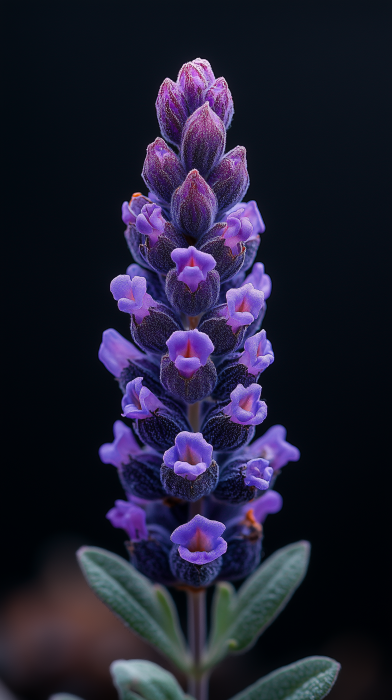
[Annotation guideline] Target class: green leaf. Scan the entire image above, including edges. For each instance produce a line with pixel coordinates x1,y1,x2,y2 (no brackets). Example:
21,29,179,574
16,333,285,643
77,547,190,673
49,695,85,700
205,542,310,669
227,656,340,700
110,660,190,700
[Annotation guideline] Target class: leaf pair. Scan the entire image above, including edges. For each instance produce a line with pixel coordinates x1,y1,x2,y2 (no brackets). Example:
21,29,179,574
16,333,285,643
50,656,340,700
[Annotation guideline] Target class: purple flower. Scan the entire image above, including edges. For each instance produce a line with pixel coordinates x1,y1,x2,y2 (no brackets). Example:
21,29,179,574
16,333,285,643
135,203,166,245
177,59,215,112
98,328,144,378
243,262,272,300
243,458,273,489
221,208,254,254
166,329,214,379
220,283,264,333
180,102,226,177
171,246,216,293
224,200,265,237
204,77,234,130
122,192,152,225
99,420,141,468
163,432,213,481
142,138,186,204
223,383,267,426
155,78,189,147
171,169,218,239
106,500,149,541
207,146,249,213
246,490,283,523
170,514,227,564
121,377,165,419
122,200,136,226
246,425,300,471
239,330,274,376
110,275,157,323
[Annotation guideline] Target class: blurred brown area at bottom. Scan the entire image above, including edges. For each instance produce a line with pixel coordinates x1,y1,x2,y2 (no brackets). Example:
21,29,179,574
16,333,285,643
1,545,391,700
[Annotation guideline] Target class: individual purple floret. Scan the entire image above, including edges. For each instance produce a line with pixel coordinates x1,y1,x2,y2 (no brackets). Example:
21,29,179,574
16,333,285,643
223,383,267,426
110,275,157,322
122,193,153,266
135,203,166,245
99,420,142,468
171,246,217,293
224,200,265,236
155,78,189,147
98,328,144,377
214,455,272,504
171,514,227,564
207,146,249,213
121,377,164,419
244,459,274,489
250,490,283,522
161,330,217,403
142,138,186,205
239,330,274,375
224,284,264,333
177,59,215,113
180,103,226,178
171,170,218,239
204,77,234,129
221,208,253,253
245,425,300,472
163,432,212,481
107,500,149,541
243,262,272,300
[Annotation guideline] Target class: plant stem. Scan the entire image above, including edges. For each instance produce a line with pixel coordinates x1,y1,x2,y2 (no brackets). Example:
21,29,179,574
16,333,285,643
188,401,201,432
187,589,208,700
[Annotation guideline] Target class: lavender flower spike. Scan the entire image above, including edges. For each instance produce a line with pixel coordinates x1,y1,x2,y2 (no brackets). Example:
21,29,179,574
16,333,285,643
171,514,227,565
110,275,157,322
223,383,267,426
166,330,214,378
121,377,164,419
171,246,216,293
239,330,274,376
106,500,149,541
224,283,264,333
245,424,300,471
99,420,141,468
163,432,213,481
98,328,144,377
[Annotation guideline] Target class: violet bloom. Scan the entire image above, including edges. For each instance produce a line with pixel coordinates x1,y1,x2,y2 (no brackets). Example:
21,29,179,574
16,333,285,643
245,425,300,471
221,208,253,254
99,420,141,468
244,458,273,489
224,200,265,237
106,500,149,541
166,330,214,378
171,514,227,564
243,262,272,300
223,383,267,426
98,328,144,377
110,275,157,322
246,490,283,524
135,203,166,245
220,283,264,333
163,432,213,481
171,246,216,293
239,330,274,376
121,377,164,419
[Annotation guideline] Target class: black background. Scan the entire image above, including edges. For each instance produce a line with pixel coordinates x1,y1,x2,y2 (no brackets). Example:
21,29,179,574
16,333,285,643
2,0,391,696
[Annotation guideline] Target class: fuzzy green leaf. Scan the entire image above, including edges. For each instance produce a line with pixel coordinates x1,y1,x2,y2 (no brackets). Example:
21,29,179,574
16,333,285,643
227,656,340,700
110,660,189,700
204,542,310,669
49,695,85,700
77,547,190,673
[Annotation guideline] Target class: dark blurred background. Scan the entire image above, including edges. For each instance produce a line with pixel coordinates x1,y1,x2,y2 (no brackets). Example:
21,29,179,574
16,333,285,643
2,1,391,699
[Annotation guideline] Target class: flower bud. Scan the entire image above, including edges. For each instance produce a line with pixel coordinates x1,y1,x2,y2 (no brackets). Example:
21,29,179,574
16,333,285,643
156,78,189,147
122,378,191,452
180,103,226,177
214,457,273,504
177,58,215,113
165,246,220,315
169,514,226,587
207,146,249,213
212,330,274,401
204,77,234,129
171,170,218,240
161,432,218,501
118,355,163,397
161,330,217,403
142,138,186,204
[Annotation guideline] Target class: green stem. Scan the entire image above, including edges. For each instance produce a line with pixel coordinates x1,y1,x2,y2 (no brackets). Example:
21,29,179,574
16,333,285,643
187,589,208,700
